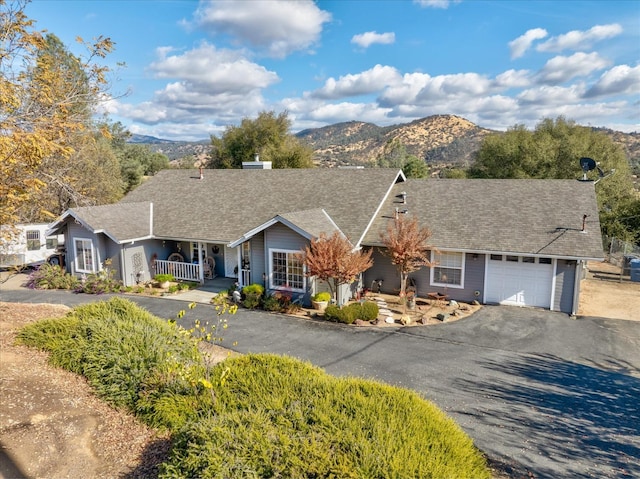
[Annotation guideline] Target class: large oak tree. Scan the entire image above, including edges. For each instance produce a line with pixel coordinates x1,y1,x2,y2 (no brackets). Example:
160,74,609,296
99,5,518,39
468,117,638,243
1,0,115,232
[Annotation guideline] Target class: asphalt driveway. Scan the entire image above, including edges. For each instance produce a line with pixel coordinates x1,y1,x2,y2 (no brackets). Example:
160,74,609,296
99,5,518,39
1,287,639,478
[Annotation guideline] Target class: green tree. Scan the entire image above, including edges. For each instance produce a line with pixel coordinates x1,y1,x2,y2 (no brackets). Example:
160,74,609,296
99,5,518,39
377,138,428,178
1,1,114,230
208,111,313,169
469,117,636,242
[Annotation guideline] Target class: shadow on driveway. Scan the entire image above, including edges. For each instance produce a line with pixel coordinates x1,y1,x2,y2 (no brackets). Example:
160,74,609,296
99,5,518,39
456,353,640,478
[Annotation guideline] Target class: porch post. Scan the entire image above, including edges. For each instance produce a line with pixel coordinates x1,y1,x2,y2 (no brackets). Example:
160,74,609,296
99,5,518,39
198,241,205,284
237,246,243,288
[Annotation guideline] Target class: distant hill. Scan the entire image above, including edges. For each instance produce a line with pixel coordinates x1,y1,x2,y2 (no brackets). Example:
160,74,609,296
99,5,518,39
295,114,494,167
128,135,210,162
128,116,639,174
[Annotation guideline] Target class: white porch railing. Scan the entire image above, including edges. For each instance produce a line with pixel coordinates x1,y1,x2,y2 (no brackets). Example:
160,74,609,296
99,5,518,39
155,259,201,282
241,268,251,286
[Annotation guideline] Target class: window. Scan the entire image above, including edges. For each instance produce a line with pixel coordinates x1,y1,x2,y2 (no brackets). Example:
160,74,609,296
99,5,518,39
74,238,95,273
522,256,535,263
46,237,58,249
270,250,304,291
506,255,519,262
26,230,40,251
539,257,552,264
431,251,465,288
490,254,503,261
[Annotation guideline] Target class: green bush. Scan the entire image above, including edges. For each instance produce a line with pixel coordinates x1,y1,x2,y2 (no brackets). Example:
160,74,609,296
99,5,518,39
154,273,175,283
261,294,282,312
17,297,198,411
160,354,490,479
26,263,79,290
312,291,331,302
324,302,379,324
242,283,265,309
360,301,379,321
242,283,264,296
17,300,490,479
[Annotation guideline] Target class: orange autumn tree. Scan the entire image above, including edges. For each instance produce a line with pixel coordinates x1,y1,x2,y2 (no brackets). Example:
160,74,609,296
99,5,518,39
300,231,373,303
380,215,434,298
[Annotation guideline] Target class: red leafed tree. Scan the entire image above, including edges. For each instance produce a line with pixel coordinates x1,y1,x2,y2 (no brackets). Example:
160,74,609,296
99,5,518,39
380,215,433,298
300,231,373,301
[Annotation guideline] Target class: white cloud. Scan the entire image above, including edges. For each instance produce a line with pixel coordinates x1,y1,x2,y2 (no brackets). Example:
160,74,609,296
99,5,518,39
413,0,457,9
493,69,532,89
311,64,402,100
193,0,331,58
150,43,279,94
517,84,584,105
508,28,548,59
585,64,640,98
351,31,395,49
537,24,623,53
535,52,610,84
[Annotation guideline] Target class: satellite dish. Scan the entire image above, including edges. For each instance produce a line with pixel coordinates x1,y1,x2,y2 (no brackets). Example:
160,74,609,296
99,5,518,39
580,157,596,172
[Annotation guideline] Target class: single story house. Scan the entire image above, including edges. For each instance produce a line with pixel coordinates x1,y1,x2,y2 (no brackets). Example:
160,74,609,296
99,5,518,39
47,163,603,315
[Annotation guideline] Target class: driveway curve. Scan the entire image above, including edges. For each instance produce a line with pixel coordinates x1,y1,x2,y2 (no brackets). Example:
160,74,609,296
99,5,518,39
1,287,638,479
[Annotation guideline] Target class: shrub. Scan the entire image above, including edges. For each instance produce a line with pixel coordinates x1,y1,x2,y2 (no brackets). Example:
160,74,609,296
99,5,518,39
25,263,79,290
17,301,490,478
17,297,198,411
242,283,265,309
359,301,379,321
160,354,491,479
241,283,264,296
167,284,180,294
323,302,379,324
312,291,331,302
154,273,175,283
262,294,282,312
75,271,123,294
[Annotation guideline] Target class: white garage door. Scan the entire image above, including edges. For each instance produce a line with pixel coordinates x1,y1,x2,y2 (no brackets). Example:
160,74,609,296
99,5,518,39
485,255,553,308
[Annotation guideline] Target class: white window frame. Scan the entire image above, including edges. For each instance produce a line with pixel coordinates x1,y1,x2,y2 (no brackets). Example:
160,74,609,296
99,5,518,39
430,251,465,289
74,238,95,273
268,248,305,292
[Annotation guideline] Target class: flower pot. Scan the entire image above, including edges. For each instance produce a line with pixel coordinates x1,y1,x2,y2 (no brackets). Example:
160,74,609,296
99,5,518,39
312,300,328,312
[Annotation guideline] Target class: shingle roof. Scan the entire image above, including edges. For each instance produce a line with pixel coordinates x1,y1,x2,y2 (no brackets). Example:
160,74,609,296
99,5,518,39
362,179,604,259
51,202,153,243
277,209,342,240
121,168,403,244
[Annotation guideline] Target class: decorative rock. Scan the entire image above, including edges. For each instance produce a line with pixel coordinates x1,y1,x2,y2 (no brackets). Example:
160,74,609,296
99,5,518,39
420,316,429,325
384,316,395,324
400,315,413,325
472,300,480,305
436,313,448,321
449,300,458,308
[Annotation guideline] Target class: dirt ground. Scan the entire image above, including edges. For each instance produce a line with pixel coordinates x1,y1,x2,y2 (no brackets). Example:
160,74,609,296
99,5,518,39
0,261,637,479
577,261,640,321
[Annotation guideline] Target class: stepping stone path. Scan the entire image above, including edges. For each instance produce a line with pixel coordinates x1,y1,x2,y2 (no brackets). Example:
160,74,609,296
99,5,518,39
372,296,395,323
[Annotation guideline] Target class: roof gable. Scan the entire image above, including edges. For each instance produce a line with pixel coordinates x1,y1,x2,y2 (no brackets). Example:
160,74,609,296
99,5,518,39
49,202,153,244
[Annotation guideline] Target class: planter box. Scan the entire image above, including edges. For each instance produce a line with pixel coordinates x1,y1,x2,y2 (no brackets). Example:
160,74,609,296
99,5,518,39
312,300,328,312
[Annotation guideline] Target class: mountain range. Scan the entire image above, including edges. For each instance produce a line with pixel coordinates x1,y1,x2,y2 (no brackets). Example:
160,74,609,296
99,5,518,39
131,115,640,172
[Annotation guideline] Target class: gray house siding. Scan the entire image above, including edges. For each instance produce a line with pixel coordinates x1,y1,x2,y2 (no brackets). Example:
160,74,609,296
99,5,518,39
554,259,577,314
363,248,485,303
250,232,266,288
66,222,102,276
263,223,311,303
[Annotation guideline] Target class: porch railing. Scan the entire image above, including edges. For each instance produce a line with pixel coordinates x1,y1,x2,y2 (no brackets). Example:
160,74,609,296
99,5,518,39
154,259,201,282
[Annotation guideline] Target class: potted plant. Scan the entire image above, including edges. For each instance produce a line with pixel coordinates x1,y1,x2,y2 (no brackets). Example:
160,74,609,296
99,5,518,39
154,273,175,289
311,291,331,312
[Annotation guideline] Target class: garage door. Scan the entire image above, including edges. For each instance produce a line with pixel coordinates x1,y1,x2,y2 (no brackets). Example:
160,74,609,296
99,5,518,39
485,255,553,308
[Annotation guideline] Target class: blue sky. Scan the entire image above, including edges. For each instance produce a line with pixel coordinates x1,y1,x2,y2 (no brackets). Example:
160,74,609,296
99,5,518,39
25,0,640,141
